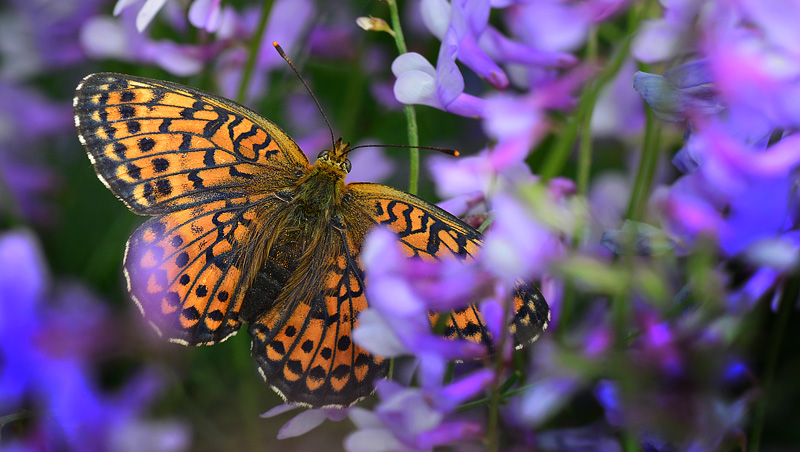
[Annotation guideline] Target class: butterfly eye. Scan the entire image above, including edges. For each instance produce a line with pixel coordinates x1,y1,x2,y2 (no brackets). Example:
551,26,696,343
343,159,352,173
318,150,329,159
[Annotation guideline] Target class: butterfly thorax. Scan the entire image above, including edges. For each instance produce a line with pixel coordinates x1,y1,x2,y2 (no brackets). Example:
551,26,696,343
292,139,351,219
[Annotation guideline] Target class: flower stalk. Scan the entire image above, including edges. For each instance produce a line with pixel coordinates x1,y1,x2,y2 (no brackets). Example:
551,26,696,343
386,0,421,195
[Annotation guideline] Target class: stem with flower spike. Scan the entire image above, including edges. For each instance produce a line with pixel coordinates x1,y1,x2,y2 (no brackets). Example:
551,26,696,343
236,0,275,105
386,0,421,195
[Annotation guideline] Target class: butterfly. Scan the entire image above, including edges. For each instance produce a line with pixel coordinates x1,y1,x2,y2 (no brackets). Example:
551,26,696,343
73,72,549,408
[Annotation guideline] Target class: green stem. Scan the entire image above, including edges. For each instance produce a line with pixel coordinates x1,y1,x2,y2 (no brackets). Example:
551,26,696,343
559,28,599,339
751,275,799,452
576,26,598,197
235,0,275,105
625,102,662,220
458,378,533,412
386,0,421,194
486,289,512,452
0,410,30,441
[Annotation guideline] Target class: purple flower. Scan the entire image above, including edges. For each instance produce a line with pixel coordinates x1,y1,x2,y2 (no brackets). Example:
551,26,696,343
6,0,104,72
344,379,486,451
631,0,703,63
507,0,627,54
0,230,189,451
188,0,222,32
592,60,646,137
353,227,488,372
633,60,724,122
213,0,314,102
483,191,566,284
0,81,71,224
260,403,349,439
392,51,486,118
693,1,800,133
421,0,509,89
658,124,800,256
113,0,171,32
80,10,208,76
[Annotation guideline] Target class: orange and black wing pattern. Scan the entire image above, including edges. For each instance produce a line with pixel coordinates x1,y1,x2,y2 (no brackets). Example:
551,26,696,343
73,73,308,215
348,183,550,349
247,220,388,407
74,73,306,344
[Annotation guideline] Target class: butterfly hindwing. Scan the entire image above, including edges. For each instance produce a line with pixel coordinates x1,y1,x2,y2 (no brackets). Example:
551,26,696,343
248,224,388,407
124,194,287,345
348,183,550,349
74,72,308,215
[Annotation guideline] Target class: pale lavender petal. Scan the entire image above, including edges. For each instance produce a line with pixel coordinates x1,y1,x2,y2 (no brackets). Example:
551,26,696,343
113,0,139,16
391,52,436,77
277,409,328,439
188,0,222,32
592,59,645,137
428,153,494,198
480,28,578,68
151,42,204,76
348,407,382,429
420,0,449,40
436,369,494,410
458,34,509,88
519,377,580,425
258,0,314,69
436,191,484,217
435,36,465,107
352,309,409,357
80,17,130,59
631,19,683,63
110,420,190,452
136,0,168,32
484,193,557,282
738,0,800,58
394,70,440,108
444,92,486,117
479,298,503,344
416,421,482,448
259,403,298,418
346,144,394,183
344,428,407,452
511,2,591,52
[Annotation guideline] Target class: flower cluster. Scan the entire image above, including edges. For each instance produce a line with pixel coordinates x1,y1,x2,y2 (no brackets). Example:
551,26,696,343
3,0,800,450
0,231,188,451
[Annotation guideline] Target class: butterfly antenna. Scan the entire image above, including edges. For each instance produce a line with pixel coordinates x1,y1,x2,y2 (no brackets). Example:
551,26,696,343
273,42,336,148
348,143,460,157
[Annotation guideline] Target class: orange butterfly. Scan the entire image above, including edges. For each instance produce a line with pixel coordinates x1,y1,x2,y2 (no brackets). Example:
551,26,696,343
73,73,549,407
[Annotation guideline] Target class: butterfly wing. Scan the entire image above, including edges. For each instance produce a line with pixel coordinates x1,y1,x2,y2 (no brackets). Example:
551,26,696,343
124,196,289,345
248,217,388,407
74,73,307,344
74,72,308,215
347,183,550,349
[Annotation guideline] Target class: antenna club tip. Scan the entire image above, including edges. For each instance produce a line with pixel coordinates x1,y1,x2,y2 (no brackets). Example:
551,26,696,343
453,151,460,157
272,41,279,47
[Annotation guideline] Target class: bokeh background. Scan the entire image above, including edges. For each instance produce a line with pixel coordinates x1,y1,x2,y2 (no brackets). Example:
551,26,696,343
2,0,800,451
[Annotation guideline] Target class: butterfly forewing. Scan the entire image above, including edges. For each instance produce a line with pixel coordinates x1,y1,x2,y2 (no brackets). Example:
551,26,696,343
74,73,308,215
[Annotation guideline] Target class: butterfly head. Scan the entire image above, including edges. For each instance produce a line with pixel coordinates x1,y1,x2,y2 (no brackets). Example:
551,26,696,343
316,138,352,174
